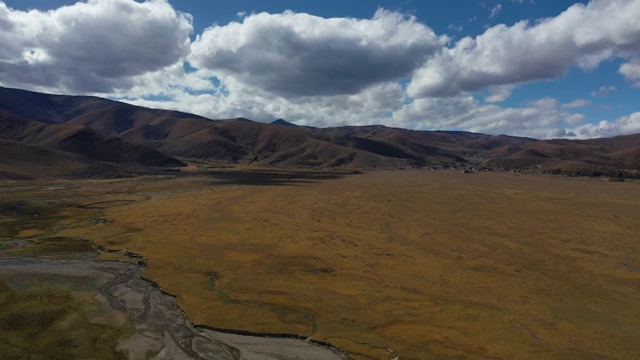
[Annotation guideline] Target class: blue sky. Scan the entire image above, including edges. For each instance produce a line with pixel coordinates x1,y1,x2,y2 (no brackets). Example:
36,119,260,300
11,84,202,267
1,0,639,139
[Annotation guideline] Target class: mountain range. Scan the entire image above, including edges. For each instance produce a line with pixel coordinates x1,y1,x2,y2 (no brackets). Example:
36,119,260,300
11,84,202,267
0,86,638,180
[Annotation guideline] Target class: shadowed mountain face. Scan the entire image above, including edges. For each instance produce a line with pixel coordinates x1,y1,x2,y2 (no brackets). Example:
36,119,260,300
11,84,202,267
0,109,185,168
0,86,639,179
271,119,298,127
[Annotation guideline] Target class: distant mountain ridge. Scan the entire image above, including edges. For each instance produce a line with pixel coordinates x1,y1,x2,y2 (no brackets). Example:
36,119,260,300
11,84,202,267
0,86,638,179
271,119,298,127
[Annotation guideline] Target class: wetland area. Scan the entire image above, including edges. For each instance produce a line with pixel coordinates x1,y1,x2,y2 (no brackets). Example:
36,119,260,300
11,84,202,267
1,169,639,359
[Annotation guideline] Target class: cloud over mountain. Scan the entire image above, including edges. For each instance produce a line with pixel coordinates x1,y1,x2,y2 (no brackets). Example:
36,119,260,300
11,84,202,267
567,112,640,138
0,0,192,92
392,96,586,139
0,0,638,140
189,9,446,97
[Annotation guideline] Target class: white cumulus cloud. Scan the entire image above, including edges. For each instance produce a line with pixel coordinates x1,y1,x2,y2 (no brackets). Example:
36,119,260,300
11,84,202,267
391,96,587,138
408,0,640,98
0,0,193,93
562,99,591,109
189,9,446,97
125,78,407,129
484,85,514,103
490,4,502,18
590,85,617,97
619,57,640,87
565,112,640,138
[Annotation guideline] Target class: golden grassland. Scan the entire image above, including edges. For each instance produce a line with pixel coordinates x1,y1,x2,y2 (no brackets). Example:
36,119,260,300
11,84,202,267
2,169,639,359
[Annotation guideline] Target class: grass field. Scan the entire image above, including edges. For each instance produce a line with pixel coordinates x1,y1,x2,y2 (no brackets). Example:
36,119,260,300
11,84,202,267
0,275,132,360
2,169,639,359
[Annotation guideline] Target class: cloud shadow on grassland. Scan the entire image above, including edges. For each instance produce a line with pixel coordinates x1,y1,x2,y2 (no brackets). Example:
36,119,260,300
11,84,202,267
198,169,363,186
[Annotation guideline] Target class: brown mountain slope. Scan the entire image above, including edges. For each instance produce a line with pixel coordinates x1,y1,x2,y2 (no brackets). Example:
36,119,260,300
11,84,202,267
583,133,640,152
0,139,86,179
0,86,205,128
0,109,185,168
0,139,134,180
0,86,95,124
484,134,640,175
64,101,213,137
0,88,259,162
607,146,640,169
215,119,397,168
309,126,537,165
0,87,540,169
1,86,639,175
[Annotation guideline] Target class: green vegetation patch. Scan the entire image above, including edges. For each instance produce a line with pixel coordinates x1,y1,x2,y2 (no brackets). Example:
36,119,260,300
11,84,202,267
3,237,97,259
0,241,17,252
0,277,130,360
0,201,63,239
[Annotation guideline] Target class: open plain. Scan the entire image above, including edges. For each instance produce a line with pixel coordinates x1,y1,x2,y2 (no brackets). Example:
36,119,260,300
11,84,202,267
1,169,639,359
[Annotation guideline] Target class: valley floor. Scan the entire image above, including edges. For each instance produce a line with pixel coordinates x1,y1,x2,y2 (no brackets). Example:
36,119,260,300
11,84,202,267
1,169,639,359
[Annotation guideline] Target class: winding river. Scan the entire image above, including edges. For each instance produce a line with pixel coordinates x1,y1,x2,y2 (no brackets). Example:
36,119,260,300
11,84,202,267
0,253,347,360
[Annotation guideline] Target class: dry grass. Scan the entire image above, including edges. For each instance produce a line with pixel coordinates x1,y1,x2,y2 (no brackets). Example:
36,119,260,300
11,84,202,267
3,170,640,359
0,272,132,360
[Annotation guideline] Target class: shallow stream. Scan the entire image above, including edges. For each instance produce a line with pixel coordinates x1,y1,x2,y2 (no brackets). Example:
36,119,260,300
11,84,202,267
0,253,346,359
